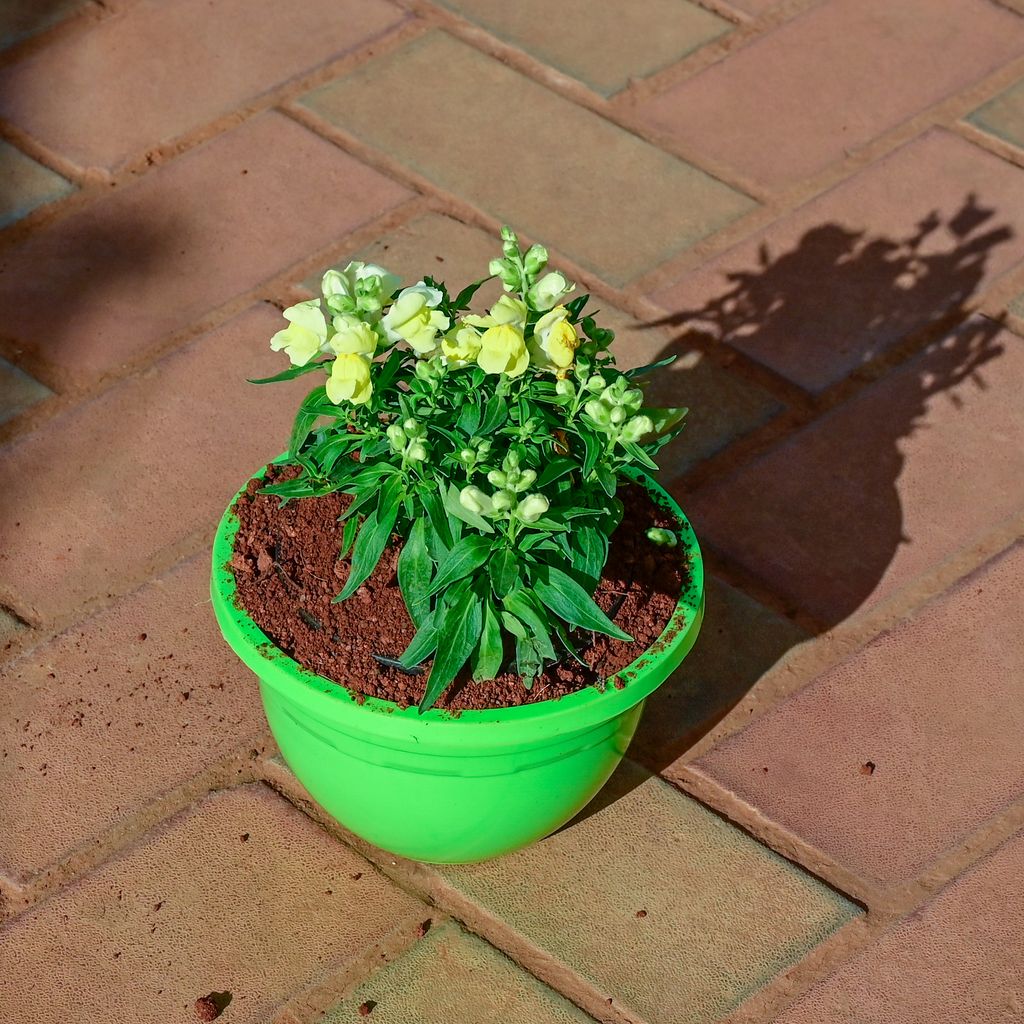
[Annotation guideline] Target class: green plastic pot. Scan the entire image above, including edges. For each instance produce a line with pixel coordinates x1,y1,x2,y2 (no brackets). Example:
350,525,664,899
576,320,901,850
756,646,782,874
211,462,704,864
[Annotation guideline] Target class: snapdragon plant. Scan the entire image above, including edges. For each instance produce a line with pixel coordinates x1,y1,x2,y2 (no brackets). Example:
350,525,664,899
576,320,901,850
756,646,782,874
256,226,686,711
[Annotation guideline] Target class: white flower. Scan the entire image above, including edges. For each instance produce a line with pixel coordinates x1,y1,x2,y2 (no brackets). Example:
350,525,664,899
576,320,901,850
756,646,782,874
381,283,449,353
270,299,329,366
321,261,400,317
527,271,574,312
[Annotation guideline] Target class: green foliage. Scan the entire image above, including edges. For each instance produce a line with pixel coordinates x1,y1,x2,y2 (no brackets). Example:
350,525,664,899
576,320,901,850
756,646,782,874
257,227,687,711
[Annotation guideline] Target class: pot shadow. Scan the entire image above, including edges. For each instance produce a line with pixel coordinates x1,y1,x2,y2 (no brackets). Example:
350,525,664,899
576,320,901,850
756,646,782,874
565,193,1011,828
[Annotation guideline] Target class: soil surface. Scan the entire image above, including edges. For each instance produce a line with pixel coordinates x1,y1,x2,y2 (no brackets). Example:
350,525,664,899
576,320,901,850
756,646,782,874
229,465,687,712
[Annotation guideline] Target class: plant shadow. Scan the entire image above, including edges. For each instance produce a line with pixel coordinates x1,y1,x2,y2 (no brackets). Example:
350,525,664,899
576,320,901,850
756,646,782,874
567,193,1011,828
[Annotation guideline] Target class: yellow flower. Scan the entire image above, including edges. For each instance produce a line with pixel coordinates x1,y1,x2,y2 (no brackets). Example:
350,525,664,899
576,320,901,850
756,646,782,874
327,353,373,405
382,284,450,355
528,305,579,371
441,322,482,366
270,300,328,366
477,323,528,377
464,294,527,331
329,314,378,356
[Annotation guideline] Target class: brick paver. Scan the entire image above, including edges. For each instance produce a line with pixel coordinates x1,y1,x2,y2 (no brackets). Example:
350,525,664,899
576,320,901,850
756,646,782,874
651,129,1024,393
776,829,1024,1023
299,31,756,285
0,305,310,625
967,75,1024,148
633,575,809,770
0,785,422,1023
688,317,1024,624
0,355,51,426
0,0,83,51
694,543,1024,883
436,0,730,96
0,139,73,228
0,0,406,171
323,923,593,1023
634,0,1024,189
0,556,271,883
443,761,857,1024
0,112,409,387
3,0,1024,1018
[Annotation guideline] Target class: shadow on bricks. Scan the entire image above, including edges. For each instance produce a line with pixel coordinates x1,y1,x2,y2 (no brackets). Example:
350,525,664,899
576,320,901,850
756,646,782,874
611,193,1013,792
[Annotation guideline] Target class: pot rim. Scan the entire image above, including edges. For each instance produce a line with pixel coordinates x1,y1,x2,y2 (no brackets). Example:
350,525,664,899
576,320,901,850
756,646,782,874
211,460,704,739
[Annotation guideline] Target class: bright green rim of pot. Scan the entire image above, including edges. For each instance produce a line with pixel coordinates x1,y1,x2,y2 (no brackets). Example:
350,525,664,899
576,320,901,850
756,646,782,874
211,460,704,741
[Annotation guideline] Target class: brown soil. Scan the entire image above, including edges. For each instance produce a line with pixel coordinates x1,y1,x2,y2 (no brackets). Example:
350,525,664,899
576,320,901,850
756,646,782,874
229,464,687,712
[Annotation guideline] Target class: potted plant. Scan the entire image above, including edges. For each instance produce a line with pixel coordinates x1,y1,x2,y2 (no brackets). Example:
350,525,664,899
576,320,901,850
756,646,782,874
211,226,704,863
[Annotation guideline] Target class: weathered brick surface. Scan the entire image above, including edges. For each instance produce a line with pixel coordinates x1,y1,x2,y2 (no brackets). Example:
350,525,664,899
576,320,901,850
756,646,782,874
0,556,271,883
0,786,422,1023
443,761,857,1023
967,75,1024,149
632,575,808,770
694,543,1024,883
0,140,73,228
0,355,51,426
0,0,406,170
0,0,84,51
687,318,1024,625
0,305,310,625
0,112,410,386
436,0,730,96
323,923,592,1023
300,32,756,285
651,129,1024,393
777,829,1024,1023
634,0,1024,189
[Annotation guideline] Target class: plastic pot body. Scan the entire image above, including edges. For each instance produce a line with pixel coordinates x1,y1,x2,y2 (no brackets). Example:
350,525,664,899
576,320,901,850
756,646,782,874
211,463,704,864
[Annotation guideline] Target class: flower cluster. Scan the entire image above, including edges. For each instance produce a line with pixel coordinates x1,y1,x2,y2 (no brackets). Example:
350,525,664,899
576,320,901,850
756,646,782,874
256,227,687,711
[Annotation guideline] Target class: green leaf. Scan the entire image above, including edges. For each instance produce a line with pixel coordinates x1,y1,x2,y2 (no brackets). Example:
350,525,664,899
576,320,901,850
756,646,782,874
429,534,492,595
453,277,490,310
334,477,401,601
624,355,677,380
533,563,632,641
397,518,432,627
565,293,590,320
248,360,330,385
489,547,519,598
573,525,607,590
622,441,658,471
479,395,508,435
502,589,557,661
596,464,616,497
420,488,454,550
399,606,439,668
456,399,483,436
338,512,361,560
515,635,543,689
471,598,504,681
535,456,577,489
646,406,688,434
581,428,603,479
289,385,329,457
554,622,588,667
419,588,483,712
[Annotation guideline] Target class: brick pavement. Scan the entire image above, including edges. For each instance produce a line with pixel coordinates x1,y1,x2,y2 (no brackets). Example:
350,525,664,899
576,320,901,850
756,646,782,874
1,1,1022,1021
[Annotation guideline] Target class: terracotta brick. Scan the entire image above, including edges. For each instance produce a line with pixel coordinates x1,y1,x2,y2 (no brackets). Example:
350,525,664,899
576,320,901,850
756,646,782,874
0,304,312,625
777,829,1024,1022
0,610,24,648
0,0,83,51
0,0,405,170
0,112,410,386
324,923,592,1023
687,317,1024,625
443,761,857,1023
633,575,808,770
651,129,1024,393
0,556,273,882
1011,289,1024,318
0,786,422,1023
300,212,780,476
436,0,730,96
0,355,51,425
967,75,1024,150
0,140,73,228
300,32,755,286
695,544,1024,882
299,212,506,311
634,0,1024,189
